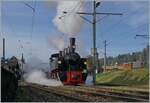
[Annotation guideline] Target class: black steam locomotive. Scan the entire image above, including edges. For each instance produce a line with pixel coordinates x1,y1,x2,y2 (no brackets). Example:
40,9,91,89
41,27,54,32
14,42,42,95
1,56,22,101
49,38,87,85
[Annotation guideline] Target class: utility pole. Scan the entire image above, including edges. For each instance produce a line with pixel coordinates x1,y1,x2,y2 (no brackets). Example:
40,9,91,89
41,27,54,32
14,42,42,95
92,0,97,84
21,53,25,80
3,38,5,60
103,40,111,72
21,53,25,70
104,40,106,72
60,0,122,85
23,1,36,56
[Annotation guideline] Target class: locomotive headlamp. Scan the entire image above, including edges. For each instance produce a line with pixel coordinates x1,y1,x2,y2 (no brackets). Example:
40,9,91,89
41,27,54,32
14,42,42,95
82,69,87,73
58,61,61,64
72,45,76,48
84,62,87,65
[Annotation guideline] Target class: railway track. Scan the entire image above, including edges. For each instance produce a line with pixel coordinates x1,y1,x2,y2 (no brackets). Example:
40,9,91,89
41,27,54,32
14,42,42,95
53,86,149,102
27,84,88,102
27,83,149,102
67,86,149,100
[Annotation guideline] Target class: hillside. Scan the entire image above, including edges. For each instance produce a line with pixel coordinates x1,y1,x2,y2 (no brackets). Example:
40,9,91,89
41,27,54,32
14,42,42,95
96,68,149,88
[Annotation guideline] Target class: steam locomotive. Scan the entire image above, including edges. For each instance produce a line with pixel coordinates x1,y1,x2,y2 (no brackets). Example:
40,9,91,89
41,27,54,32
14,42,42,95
49,38,87,85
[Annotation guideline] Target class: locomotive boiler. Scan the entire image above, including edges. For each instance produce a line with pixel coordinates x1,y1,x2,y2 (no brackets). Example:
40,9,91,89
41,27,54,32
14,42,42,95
49,38,87,85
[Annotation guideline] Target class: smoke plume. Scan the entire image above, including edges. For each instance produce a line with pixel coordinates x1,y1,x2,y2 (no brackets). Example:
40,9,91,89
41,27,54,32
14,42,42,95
53,0,84,37
23,56,62,86
48,33,66,50
24,70,62,86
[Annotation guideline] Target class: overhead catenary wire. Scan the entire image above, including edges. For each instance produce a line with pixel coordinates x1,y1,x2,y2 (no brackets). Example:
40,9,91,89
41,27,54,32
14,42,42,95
97,2,148,58
97,10,143,47
116,24,148,41
23,0,36,56
23,2,35,12
30,0,36,56
60,1,122,83
135,35,149,39
97,6,148,51
102,6,147,37
59,1,83,19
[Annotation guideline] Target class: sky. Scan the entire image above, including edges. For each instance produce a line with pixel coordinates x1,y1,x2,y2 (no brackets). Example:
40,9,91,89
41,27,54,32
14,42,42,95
0,0,149,63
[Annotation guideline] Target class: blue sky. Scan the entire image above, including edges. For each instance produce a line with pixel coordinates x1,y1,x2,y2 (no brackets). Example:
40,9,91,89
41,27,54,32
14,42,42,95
0,0,149,63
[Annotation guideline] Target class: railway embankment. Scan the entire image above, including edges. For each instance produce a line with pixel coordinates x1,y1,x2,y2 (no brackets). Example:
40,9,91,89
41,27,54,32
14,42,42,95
96,68,149,89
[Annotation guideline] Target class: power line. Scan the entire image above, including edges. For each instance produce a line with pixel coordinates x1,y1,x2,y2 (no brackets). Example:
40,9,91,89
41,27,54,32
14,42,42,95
118,24,148,40
102,6,147,37
59,1,83,19
30,0,36,56
135,34,149,39
22,0,36,56
92,3,141,53
98,19,148,49
60,1,122,85
23,2,35,12
96,6,147,46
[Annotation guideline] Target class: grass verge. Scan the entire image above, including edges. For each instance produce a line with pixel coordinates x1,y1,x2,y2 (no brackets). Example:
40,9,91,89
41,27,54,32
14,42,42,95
96,68,149,89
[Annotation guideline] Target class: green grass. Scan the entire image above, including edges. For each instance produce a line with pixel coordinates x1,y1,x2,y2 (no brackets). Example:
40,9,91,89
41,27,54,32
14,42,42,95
96,68,149,88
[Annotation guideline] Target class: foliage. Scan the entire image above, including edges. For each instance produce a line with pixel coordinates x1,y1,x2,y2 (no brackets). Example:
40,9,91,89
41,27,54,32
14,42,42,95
99,45,149,67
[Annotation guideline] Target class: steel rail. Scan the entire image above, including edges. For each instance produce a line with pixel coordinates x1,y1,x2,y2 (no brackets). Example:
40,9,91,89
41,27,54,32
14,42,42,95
28,84,88,102
74,86,149,99
53,86,149,102
26,83,149,102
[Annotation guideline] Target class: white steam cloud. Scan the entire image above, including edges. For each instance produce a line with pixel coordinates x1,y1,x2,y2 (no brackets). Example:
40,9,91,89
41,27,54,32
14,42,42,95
24,70,62,86
48,0,88,61
23,56,62,86
53,0,84,37
48,33,66,50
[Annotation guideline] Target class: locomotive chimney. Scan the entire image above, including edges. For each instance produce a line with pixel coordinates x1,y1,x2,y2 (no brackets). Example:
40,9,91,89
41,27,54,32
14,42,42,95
70,37,76,53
